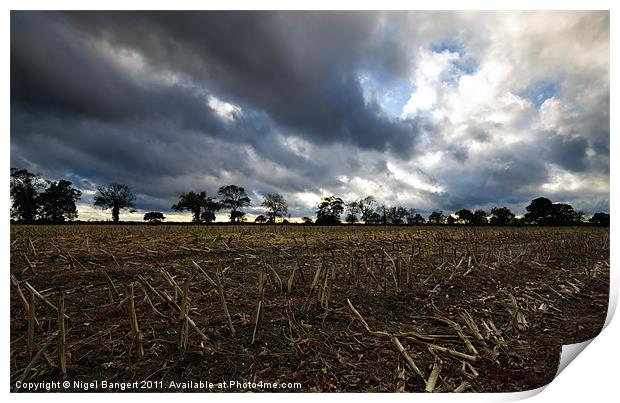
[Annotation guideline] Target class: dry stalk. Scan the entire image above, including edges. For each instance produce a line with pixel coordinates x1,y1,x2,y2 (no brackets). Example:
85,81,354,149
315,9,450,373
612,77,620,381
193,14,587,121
265,261,283,292
425,359,442,392
28,238,37,256
98,268,119,303
19,330,59,383
126,283,144,358
22,253,36,274
191,260,217,287
23,281,69,320
252,268,266,344
11,275,38,325
425,343,477,362
57,290,67,379
178,280,190,321
287,256,306,293
346,299,425,381
216,268,236,336
27,292,36,358
141,276,208,342
508,294,528,332
454,381,471,393
435,316,478,356
458,310,486,345
178,281,190,353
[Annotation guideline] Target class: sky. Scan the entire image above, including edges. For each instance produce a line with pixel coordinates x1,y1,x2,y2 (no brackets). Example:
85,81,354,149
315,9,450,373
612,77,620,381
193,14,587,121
10,11,610,222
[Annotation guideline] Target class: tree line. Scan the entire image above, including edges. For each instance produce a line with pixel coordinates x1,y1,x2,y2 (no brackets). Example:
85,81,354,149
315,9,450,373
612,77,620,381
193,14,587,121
10,168,610,226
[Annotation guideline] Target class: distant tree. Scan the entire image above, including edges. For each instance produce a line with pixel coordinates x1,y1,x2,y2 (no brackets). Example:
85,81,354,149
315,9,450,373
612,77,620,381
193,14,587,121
38,180,82,223
428,211,446,225
406,208,416,225
524,197,554,225
378,205,390,225
525,197,583,225
589,212,610,226
345,213,358,224
302,216,314,225
390,206,409,225
201,210,217,223
355,196,377,224
446,215,457,225
408,213,426,225
365,211,382,225
551,203,584,225
455,209,474,225
261,193,288,223
345,201,360,224
218,185,251,223
172,191,219,223
472,209,488,226
255,215,267,224
10,168,45,223
143,211,165,223
230,210,246,223
94,183,136,222
489,207,515,226
315,196,345,225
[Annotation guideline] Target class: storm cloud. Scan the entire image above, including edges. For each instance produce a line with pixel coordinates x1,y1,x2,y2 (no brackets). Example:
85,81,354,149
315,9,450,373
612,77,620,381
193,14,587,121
10,11,610,220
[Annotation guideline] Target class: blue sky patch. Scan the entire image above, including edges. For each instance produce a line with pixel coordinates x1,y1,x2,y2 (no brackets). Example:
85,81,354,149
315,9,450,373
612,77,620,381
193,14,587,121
518,81,558,107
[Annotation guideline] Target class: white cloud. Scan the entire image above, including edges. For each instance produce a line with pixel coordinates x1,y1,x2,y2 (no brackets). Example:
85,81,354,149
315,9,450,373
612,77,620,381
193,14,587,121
401,47,459,116
207,95,242,122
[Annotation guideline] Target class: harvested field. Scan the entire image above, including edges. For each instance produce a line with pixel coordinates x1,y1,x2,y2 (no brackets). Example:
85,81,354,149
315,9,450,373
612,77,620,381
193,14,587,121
10,225,609,392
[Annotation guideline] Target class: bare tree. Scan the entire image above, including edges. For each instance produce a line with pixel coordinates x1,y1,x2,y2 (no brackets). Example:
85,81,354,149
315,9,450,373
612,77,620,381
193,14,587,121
94,183,136,222
261,193,288,223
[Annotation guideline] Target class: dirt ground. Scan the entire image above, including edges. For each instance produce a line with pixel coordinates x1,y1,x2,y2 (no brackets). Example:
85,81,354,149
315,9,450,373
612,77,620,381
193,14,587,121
9,225,609,392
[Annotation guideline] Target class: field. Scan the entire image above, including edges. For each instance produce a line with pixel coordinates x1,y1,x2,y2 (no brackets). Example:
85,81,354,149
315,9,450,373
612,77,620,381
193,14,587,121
10,225,609,392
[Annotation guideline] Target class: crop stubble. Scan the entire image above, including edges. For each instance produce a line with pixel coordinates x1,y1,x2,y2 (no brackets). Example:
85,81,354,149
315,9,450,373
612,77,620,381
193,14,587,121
9,225,609,392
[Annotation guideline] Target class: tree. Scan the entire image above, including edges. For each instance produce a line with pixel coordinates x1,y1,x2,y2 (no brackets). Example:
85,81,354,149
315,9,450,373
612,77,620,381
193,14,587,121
315,196,345,225
356,196,377,224
345,213,358,224
455,209,474,225
254,215,267,224
94,183,136,222
589,212,610,226
172,191,219,223
377,205,390,225
230,210,246,223
551,203,584,225
38,180,82,223
524,197,554,225
261,193,288,223
10,168,45,223
218,185,251,223
472,209,488,226
143,211,165,223
388,206,409,224
201,210,217,223
345,201,360,224
408,213,426,225
365,211,382,224
525,197,583,225
302,216,314,225
428,211,446,225
489,207,515,225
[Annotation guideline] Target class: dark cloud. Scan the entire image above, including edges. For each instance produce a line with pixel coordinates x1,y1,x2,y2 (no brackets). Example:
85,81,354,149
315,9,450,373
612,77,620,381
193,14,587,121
12,11,425,155
10,11,609,217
